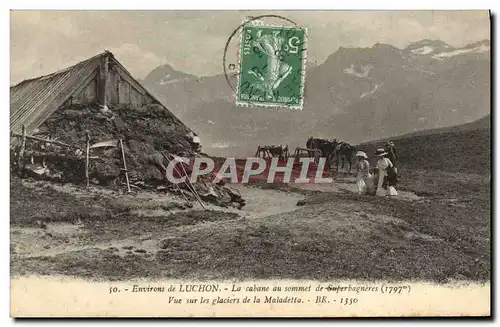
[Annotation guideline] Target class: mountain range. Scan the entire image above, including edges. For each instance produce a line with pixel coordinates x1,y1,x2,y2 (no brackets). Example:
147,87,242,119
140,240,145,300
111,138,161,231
142,38,490,157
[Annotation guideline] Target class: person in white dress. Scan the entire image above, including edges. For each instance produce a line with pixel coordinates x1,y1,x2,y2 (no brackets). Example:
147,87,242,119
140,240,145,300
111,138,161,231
375,148,398,197
355,151,375,195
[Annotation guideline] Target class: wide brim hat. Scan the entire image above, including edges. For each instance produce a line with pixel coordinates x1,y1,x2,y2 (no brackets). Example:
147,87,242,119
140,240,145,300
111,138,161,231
375,148,388,156
355,151,368,159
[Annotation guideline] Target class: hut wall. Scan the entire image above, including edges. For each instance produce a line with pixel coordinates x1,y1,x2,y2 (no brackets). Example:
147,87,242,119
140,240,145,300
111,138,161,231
106,63,157,107
107,68,120,104
59,57,159,109
130,87,143,106
118,75,131,104
72,78,98,104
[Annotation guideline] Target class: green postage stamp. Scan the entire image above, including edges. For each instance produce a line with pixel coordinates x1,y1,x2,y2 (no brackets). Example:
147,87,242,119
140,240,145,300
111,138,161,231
236,22,307,110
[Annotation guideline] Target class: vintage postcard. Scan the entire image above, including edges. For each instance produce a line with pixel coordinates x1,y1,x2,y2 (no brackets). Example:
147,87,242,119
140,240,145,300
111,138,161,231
9,10,491,318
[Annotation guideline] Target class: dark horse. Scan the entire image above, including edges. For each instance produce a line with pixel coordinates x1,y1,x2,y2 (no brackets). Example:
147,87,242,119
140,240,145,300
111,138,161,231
306,137,316,151
306,137,338,167
334,142,356,172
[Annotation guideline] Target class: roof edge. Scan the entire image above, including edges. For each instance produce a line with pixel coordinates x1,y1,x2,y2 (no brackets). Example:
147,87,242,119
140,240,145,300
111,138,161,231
10,50,111,89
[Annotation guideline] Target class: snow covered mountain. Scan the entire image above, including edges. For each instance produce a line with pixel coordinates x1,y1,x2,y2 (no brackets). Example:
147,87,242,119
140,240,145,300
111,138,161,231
142,38,490,155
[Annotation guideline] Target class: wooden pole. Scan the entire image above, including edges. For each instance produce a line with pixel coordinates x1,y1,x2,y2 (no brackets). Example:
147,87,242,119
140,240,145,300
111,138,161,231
85,131,91,188
161,152,206,209
17,125,26,177
156,152,189,202
22,150,97,160
178,159,206,209
11,132,81,149
119,139,131,193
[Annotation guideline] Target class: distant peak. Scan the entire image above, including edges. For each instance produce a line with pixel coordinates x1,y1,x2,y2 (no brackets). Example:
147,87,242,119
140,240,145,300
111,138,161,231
143,63,197,84
150,64,198,78
405,39,454,56
406,39,453,50
372,42,398,50
153,64,177,73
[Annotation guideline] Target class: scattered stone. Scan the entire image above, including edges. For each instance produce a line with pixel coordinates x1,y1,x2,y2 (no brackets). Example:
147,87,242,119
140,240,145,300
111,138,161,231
25,164,47,177
404,231,441,242
35,220,48,229
113,116,128,131
51,172,63,182
296,200,306,206
94,113,109,122
159,238,175,250
61,109,82,119
139,235,152,241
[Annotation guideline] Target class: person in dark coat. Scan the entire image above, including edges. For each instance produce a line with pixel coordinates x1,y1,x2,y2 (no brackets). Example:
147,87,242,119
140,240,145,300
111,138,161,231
384,141,398,174
375,148,398,196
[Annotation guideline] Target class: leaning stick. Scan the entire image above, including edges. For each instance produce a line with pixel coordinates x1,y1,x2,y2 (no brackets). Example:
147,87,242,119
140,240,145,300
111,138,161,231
17,125,26,177
173,156,206,209
85,131,91,188
162,152,206,209
158,151,196,203
119,139,131,193
178,158,206,208
159,153,189,202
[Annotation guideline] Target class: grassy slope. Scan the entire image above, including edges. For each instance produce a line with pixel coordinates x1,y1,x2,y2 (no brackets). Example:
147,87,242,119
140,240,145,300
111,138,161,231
356,116,491,174
363,114,490,141
11,168,490,283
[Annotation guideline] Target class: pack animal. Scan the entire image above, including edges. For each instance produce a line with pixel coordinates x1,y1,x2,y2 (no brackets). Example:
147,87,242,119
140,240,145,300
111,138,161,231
306,137,338,166
255,145,289,161
334,142,356,172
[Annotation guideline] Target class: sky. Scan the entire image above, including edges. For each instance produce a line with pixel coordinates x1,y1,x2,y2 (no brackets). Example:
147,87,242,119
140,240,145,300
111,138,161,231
10,10,490,85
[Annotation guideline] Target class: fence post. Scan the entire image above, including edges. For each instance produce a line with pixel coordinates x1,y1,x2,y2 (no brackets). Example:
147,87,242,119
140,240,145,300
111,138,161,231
17,125,26,177
85,131,90,188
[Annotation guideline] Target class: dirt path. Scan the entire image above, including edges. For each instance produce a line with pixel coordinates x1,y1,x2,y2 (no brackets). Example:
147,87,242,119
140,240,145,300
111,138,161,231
230,184,305,219
294,175,422,201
